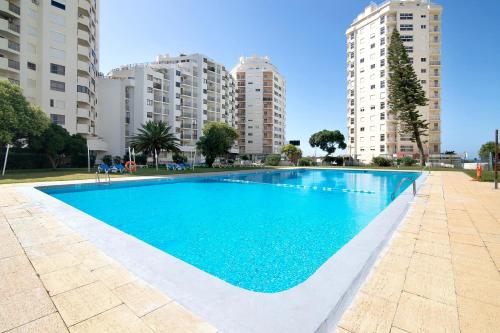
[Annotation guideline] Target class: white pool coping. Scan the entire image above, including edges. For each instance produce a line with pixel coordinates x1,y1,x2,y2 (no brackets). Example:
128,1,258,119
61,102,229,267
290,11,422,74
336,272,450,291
17,169,427,333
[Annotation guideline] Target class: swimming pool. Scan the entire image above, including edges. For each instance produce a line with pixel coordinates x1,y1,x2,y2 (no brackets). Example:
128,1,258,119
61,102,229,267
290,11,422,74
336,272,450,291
40,169,418,293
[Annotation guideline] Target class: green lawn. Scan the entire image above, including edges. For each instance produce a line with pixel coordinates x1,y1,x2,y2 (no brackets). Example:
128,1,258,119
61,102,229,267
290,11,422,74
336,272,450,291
0,166,264,185
463,169,498,182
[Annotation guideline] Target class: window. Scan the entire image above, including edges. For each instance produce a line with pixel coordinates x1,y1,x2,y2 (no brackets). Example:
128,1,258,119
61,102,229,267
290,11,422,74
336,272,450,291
147,87,153,93
50,114,65,125
421,57,427,62
380,134,385,141
421,80,427,84
400,145,414,152
380,69,385,77
360,58,365,63
380,16,385,24
380,27,385,34
380,102,385,109
400,24,413,31
146,99,153,106
27,62,36,70
421,14,427,18
380,59,385,67
49,13,65,26
370,43,375,49
77,85,89,94
50,63,65,75
370,84,375,90
380,80,385,88
399,13,413,20
380,145,385,152
350,137,355,143
371,64,375,69
147,112,152,118
405,46,414,53
421,25,427,29
51,1,65,10
433,15,439,20
380,113,385,120
400,35,413,42
380,48,385,56
360,127,365,132
380,37,385,46
360,107,365,112
370,105,375,110
50,80,65,92
421,68,427,73
50,99,65,109
147,74,153,81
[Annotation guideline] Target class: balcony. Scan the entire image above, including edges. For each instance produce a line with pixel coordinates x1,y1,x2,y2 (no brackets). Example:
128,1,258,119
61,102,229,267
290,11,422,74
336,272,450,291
429,60,441,66
77,29,90,44
77,60,90,73
77,123,90,135
0,37,19,54
77,92,90,104
0,56,19,72
0,1,20,17
78,0,90,14
0,17,19,36
77,107,90,119
78,13,90,27
77,76,90,87
78,45,90,59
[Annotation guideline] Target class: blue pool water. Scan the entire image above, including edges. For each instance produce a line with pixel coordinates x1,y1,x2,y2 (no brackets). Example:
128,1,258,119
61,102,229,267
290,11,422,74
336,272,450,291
40,169,418,293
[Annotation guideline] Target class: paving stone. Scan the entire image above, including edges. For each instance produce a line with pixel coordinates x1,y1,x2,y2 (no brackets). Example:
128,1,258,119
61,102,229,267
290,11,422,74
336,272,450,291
113,280,171,317
484,242,500,270
0,288,56,332
414,239,451,259
8,312,69,333
451,255,499,280
417,230,450,245
361,269,406,303
0,268,43,297
143,302,217,333
68,304,152,333
337,292,397,333
403,269,456,306
457,296,500,333
91,264,137,290
454,271,500,307
450,232,484,246
31,253,80,275
41,265,96,296
0,255,32,275
392,292,459,333
375,252,411,273
408,252,453,278
52,281,122,326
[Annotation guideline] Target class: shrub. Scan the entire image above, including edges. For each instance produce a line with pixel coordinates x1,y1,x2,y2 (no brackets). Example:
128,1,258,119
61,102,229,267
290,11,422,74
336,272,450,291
172,153,187,164
113,156,122,165
265,154,281,166
298,157,317,166
240,154,249,161
323,155,344,165
399,156,415,166
102,155,112,166
372,156,393,167
135,153,147,165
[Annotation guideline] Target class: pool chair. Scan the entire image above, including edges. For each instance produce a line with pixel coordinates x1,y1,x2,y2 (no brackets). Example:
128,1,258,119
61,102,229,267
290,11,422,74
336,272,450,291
110,163,126,174
166,163,177,171
176,163,187,170
98,163,110,173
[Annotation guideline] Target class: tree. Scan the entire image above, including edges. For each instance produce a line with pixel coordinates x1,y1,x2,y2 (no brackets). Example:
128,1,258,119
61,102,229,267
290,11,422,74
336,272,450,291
387,29,429,165
0,80,49,145
130,121,180,166
196,122,238,167
281,144,302,166
479,141,496,161
67,134,88,167
309,130,347,157
29,124,71,169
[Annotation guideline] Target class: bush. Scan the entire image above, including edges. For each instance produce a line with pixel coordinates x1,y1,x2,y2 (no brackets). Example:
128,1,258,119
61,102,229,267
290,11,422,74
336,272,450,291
102,155,112,166
372,156,393,167
240,154,249,161
113,156,122,165
298,157,316,166
172,153,187,164
265,154,281,166
323,156,344,165
399,156,415,166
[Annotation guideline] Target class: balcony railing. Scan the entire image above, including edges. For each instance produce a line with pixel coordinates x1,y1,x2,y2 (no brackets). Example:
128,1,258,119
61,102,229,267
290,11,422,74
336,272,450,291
8,22,19,33
9,2,20,15
8,58,19,70
8,39,19,51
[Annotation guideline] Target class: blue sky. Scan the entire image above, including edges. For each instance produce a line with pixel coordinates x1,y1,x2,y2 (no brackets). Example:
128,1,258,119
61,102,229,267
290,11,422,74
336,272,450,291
100,0,500,158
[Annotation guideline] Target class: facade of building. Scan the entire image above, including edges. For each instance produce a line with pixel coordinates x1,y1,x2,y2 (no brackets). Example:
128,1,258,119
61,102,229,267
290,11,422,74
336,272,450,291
231,55,286,159
0,0,106,150
346,0,442,163
98,53,238,161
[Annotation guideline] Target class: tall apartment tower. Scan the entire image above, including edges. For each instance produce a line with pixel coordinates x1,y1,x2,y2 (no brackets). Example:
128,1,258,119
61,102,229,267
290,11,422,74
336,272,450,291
98,53,238,160
346,0,442,163
231,55,286,159
0,0,104,149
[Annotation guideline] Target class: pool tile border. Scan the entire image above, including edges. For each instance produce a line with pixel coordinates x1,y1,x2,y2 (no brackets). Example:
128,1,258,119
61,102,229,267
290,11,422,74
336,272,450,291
16,169,426,333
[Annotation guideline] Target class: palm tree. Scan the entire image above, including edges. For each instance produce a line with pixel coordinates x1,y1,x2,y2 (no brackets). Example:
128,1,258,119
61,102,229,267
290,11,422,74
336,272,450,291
130,121,180,166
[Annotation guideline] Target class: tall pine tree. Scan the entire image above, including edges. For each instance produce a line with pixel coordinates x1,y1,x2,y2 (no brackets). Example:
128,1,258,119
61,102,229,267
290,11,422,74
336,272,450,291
387,29,429,165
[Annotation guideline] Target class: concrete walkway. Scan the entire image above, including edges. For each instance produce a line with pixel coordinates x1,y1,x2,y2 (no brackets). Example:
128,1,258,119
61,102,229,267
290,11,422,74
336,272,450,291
0,187,217,333
334,171,500,333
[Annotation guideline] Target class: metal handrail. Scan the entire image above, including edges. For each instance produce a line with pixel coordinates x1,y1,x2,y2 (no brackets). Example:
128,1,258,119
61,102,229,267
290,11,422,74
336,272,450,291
95,171,111,184
391,177,416,201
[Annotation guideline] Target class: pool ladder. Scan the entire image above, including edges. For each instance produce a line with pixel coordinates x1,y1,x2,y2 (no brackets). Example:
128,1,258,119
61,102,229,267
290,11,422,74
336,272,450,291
391,177,416,201
95,171,111,184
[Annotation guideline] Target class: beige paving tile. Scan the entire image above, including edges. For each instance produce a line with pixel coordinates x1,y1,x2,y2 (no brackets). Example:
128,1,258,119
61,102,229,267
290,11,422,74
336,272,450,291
333,327,351,333
77,251,115,270
375,252,411,273
337,292,398,333
0,239,24,259
113,280,171,317
403,269,456,306
8,312,68,333
484,242,500,270
448,225,478,235
91,264,137,290
52,281,122,326
414,239,451,259
389,327,408,333
457,296,500,333
480,232,500,244
408,252,453,278
31,253,80,275
0,268,43,297
451,255,499,280
41,265,96,296
392,292,459,333
417,230,450,245
0,288,56,332
143,302,217,333
68,304,152,333
64,241,99,258
0,255,32,275
25,240,68,259
388,236,415,258
450,242,491,260
361,269,406,303
450,232,484,246
454,271,500,307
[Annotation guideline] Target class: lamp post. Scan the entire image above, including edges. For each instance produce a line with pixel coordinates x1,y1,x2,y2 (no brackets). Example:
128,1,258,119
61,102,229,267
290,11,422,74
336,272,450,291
2,144,10,176
495,129,498,190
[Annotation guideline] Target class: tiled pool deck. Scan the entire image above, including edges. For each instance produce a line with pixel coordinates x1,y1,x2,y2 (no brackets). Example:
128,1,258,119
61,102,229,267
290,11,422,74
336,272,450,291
0,171,498,332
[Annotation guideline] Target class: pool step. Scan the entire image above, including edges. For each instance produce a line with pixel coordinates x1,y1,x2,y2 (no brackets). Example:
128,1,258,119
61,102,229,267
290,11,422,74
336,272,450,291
221,179,375,194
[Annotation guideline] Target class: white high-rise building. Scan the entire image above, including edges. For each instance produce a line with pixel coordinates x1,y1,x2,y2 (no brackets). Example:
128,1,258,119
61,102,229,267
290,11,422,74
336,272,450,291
346,0,442,163
98,53,238,161
231,55,286,159
0,0,105,150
